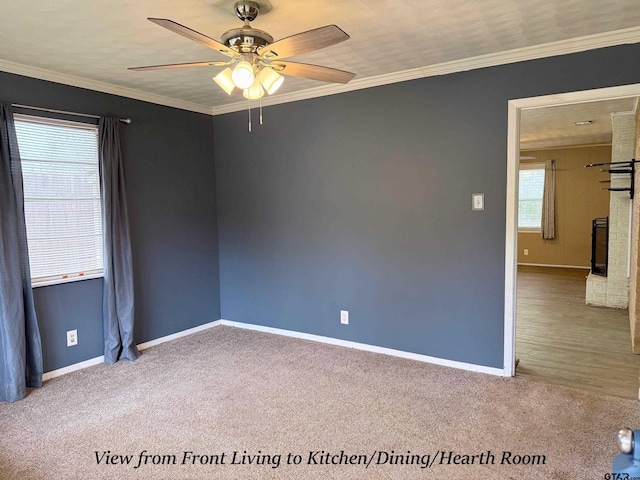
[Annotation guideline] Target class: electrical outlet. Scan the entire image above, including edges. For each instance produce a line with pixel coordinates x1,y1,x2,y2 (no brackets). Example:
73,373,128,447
67,329,78,347
524,249,529,256
340,310,349,325
472,193,484,211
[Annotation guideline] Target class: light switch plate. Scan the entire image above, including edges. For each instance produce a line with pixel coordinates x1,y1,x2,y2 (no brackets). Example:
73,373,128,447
472,193,484,211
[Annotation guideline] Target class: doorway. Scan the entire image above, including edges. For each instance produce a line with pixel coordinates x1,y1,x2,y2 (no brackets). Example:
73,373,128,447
504,83,640,397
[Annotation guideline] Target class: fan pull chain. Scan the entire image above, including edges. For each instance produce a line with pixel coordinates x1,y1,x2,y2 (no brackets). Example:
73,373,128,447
259,96,263,125
248,97,252,132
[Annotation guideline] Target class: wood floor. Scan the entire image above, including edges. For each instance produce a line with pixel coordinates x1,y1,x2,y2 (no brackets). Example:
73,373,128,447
516,265,640,399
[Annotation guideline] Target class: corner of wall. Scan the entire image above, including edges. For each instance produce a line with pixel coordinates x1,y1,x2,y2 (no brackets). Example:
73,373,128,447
211,115,223,319
630,106,640,352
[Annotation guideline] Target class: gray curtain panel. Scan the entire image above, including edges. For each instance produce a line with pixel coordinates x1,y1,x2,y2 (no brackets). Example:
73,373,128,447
99,117,140,363
541,159,556,240
0,101,43,402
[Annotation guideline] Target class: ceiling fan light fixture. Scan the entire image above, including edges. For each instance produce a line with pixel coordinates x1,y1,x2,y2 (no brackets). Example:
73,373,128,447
231,60,255,89
213,68,235,95
258,67,284,95
243,78,265,100
130,13,355,133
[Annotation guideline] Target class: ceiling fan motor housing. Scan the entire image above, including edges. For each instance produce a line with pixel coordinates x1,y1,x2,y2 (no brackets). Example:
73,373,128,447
223,1,274,54
221,26,273,53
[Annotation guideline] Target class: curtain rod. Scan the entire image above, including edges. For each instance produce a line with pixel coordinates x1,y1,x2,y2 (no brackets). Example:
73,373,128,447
11,104,132,124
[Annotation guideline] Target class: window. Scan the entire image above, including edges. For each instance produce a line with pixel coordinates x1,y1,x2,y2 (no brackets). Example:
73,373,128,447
518,163,545,231
14,114,103,287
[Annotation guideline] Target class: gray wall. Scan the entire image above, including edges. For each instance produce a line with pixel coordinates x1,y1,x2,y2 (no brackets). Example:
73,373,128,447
3,42,638,373
213,44,640,368
0,72,221,371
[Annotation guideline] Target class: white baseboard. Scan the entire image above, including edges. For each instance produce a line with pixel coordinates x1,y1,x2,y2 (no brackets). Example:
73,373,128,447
136,319,223,350
219,319,508,377
42,355,105,381
43,318,507,381
42,319,222,381
518,263,590,269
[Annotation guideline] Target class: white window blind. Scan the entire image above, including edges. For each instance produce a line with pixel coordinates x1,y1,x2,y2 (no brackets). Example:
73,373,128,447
14,114,103,287
518,163,545,231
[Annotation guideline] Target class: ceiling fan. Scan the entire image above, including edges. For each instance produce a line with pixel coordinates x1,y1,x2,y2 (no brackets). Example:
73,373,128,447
129,0,356,101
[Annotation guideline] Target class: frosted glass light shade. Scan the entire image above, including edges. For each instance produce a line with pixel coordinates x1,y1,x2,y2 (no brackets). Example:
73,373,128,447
258,67,284,95
213,68,235,95
231,61,255,89
243,79,265,100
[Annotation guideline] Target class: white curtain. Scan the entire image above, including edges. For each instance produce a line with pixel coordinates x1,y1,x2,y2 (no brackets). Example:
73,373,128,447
541,159,556,240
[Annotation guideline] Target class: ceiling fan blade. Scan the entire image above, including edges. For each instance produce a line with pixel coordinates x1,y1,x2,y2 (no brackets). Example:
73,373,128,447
270,61,355,84
148,18,239,58
258,25,349,59
128,60,231,71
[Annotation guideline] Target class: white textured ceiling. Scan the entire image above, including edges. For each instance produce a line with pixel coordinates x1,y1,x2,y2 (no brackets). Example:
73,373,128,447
0,0,639,134
520,98,639,150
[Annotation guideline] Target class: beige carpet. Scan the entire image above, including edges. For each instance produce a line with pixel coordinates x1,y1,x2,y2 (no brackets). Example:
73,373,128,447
0,326,636,479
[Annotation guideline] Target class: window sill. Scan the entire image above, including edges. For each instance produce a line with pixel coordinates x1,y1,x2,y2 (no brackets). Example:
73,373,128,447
518,229,541,234
32,271,104,288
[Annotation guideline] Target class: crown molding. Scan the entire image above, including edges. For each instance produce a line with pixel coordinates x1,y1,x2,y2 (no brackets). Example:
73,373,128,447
0,59,213,115
1,25,639,117
210,25,640,116
520,142,613,152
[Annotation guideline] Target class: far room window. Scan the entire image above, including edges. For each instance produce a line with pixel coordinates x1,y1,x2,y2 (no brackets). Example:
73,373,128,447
14,114,103,287
518,163,545,232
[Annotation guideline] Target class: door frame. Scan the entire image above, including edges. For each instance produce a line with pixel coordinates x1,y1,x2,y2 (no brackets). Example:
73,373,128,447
503,83,640,376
